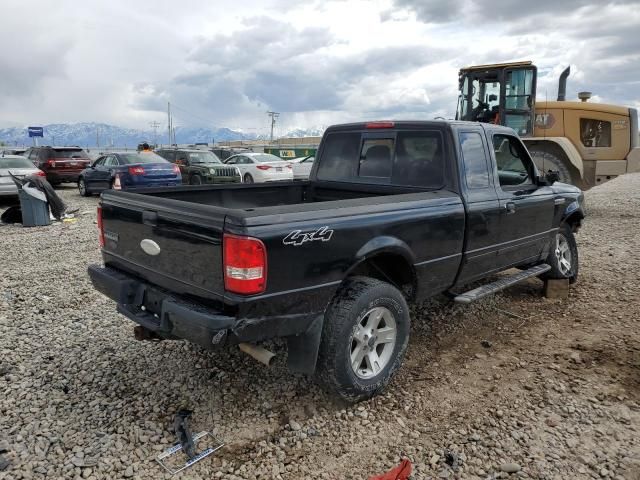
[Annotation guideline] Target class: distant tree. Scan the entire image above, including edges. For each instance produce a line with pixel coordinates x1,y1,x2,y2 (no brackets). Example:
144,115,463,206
0,141,5,147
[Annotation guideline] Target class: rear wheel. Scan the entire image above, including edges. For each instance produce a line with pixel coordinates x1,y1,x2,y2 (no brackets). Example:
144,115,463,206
78,178,90,197
316,276,410,402
243,173,254,184
529,148,573,184
190,174,203,185
545,223,579,284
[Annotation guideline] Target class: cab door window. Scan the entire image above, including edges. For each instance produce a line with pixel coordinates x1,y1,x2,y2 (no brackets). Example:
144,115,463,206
492,134,534,187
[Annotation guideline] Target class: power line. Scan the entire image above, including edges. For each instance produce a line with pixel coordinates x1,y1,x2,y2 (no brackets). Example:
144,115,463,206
149,121,161,146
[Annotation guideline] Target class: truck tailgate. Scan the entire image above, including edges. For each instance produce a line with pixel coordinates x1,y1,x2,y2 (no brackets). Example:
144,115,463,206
99,191,227,301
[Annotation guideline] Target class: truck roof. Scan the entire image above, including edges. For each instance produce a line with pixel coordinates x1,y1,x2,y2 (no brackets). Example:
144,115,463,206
324,120,516,135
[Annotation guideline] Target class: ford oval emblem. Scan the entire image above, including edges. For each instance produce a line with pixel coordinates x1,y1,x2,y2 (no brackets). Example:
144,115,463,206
140,239,161,256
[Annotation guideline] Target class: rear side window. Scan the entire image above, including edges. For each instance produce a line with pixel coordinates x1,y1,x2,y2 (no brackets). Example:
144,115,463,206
316,131,444,188
459,132,490,189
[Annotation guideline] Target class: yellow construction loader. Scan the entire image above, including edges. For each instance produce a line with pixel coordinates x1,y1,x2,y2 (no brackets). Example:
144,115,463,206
456,61,640,188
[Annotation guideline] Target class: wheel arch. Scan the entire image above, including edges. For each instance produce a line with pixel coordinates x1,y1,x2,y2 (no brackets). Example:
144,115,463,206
524,137,584,179
345,237,417,299
561,200,585,232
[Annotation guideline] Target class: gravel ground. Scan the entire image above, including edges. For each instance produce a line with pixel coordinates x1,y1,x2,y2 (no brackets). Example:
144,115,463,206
0,176,639,480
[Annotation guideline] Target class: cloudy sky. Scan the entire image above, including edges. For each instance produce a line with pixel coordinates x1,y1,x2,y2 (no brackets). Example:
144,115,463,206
1,0,639,135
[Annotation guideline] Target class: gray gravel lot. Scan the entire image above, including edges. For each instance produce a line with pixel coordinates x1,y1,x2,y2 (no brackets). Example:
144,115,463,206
1,176,639,480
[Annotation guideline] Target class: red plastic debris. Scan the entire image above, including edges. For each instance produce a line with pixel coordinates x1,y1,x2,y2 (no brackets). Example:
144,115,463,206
368,459,413,480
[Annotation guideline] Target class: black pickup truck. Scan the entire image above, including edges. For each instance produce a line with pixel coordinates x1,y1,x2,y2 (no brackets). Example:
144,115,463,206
89,120,584,401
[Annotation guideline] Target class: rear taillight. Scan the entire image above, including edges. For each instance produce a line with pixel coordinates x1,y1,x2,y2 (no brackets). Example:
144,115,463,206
172,164,180,174
128,166,145,175
256,165,271,170
47,158,56,167
223,234,267,295
286,164,292,169
97,206,105,247
35,170,46,177
366,121,395,129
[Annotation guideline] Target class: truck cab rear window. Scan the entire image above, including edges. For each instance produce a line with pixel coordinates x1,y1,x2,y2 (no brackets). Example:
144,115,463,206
317,131,444,188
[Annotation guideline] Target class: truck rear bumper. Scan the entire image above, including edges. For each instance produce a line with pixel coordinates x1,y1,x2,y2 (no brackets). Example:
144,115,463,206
88,264,236,349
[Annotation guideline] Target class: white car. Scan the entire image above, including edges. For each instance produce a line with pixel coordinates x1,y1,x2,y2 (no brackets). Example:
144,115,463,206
0,155,45,197
224,152,293,183
292,155,314,180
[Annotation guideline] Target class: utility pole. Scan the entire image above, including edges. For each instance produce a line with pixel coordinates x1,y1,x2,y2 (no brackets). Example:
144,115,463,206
267,111,280,143
149,121,160,147
167,102,172,146
96,126,100,148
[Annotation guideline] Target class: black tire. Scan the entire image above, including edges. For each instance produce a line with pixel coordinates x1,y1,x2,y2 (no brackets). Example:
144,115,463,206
190,174,203,185
316,276,410,402
545,223,579,284
529,148,573,184
78,178,90,197
243,173,254,184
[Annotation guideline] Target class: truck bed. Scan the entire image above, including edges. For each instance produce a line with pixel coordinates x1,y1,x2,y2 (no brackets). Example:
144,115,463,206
99,181,464,312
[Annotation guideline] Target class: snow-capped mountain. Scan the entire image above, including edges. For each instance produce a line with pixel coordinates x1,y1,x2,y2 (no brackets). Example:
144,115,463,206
0,123,256,147
0,123,325,147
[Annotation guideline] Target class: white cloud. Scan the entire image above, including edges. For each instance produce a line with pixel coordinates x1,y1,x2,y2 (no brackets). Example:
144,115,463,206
0,0,638,130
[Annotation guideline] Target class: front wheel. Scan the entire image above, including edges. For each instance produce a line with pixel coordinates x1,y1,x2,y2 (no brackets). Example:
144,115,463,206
243,173,254,184
190,175,203,185
78,178,90,197
316,276,410,402
545,224,579,284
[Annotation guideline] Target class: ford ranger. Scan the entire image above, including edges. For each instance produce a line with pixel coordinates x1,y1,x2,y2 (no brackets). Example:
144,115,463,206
88,120,585,401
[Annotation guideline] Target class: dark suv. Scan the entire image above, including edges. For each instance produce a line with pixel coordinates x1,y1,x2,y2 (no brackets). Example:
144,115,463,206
24,146,91,184
210,147,251,161
155,148,241,185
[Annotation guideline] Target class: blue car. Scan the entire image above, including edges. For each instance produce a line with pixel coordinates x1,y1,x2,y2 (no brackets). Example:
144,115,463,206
78,151,181,196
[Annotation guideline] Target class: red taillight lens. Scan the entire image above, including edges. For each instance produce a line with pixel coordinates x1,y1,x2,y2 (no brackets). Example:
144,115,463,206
366,121,395,129
35,170,46,177
172,164,180,174
47,158,56,167
223,234,267,295
128,166,145,175
256,165,271,170
286,164,292,169
97,206,105,247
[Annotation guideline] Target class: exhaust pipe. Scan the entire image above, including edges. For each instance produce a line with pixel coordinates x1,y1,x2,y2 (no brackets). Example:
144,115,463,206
557,66,570,101
239,342,275,367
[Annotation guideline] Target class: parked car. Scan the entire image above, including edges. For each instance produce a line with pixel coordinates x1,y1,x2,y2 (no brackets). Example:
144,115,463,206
0,155,45,197
78,151,181,196
292,155,314,180
211,147,251,161
1,147,27,156
89,120,584,401
23,146,91,185
155,148,241,185
224,152,293,183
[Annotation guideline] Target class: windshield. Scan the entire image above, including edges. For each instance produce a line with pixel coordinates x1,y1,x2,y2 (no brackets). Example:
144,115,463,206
119,152,168,164
0,157,34,169
252,154,282,163
187,151,221,164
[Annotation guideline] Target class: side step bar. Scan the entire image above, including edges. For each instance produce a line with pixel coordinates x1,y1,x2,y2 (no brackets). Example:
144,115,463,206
454,264,551,304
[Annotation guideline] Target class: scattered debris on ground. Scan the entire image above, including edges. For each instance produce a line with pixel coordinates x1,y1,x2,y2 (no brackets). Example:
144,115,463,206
1,176,639,479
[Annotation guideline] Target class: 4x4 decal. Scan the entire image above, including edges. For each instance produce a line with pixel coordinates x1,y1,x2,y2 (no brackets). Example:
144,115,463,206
283,226,334,246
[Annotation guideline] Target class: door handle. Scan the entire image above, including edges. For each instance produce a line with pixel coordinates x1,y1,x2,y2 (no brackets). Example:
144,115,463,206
505,202,516,214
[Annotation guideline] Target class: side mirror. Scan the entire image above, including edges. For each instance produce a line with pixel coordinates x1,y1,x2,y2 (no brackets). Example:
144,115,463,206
545,170,560,185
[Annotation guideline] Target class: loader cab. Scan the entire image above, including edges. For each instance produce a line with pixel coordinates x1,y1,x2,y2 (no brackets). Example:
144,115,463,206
456,61,537,137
